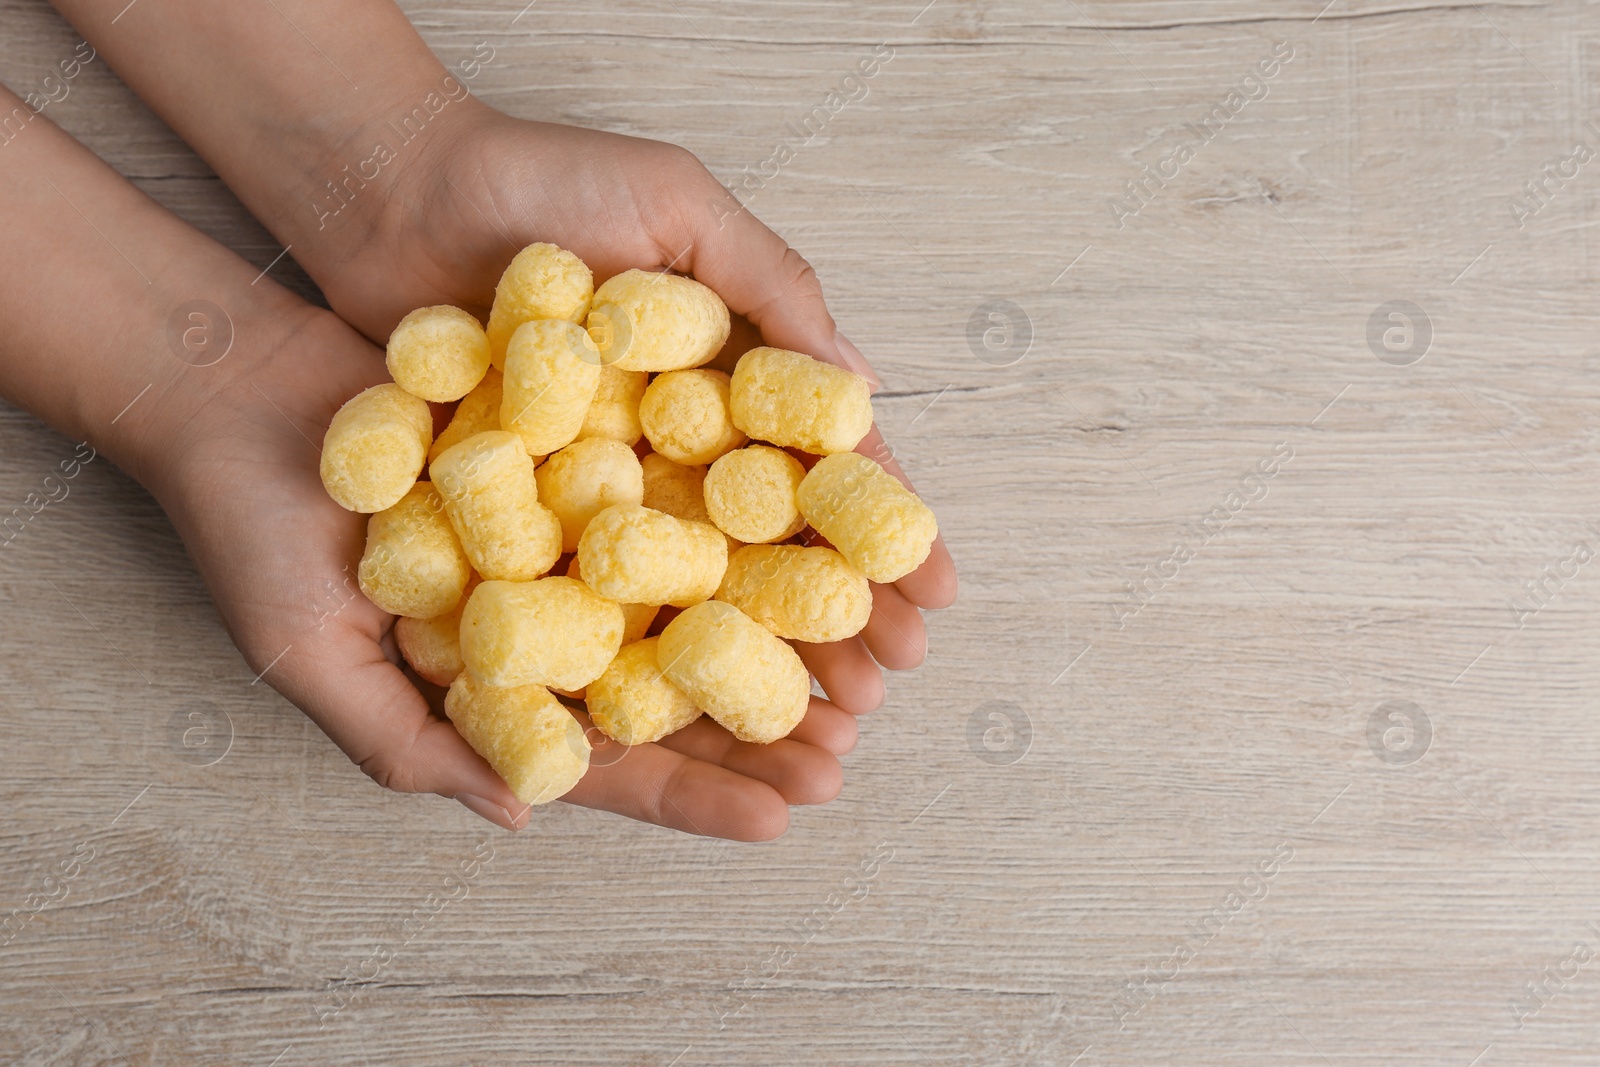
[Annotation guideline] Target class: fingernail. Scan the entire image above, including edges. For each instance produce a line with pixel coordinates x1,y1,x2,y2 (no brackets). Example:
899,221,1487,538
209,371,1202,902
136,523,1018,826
834,331,882,393
454,792,521,831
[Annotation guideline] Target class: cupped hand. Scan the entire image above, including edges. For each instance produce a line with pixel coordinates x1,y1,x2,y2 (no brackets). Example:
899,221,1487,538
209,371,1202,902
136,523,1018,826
151,306,850,838
312,106,957,711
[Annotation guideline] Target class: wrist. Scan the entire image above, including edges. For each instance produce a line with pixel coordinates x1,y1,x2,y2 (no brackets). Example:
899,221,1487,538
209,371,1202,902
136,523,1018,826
0,80,328,502
269,64,504,294
102,288,326,502
53,0,504,318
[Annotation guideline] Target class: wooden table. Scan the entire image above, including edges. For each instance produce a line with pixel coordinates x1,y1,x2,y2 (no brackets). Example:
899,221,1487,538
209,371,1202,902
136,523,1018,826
5,1,1600,1062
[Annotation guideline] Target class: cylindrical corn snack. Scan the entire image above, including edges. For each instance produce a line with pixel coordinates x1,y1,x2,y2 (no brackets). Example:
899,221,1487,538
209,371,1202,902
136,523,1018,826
578,364,648,445
640,453,742,553
430,431,562,581
657,601,809,744
638,369,747,465
486,242,594,369
729,347,873,455
640,453,710,523
395,576,478,687
429,368,502,465
586,269,731,372
586,637,701,746
567,555,658,645
717,544,871,643
534,437,644,552
702,445,806,544
386,305,491,402
320,383,432,513
796,452,938,583
358,482,473,619
459,576,625,690
444,673,590,805
578,505,728,607
501,319,603,456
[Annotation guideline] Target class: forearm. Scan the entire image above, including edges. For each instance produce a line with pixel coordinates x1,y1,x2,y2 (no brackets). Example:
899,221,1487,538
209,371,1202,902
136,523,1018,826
0,84,310,490
46,0,484,276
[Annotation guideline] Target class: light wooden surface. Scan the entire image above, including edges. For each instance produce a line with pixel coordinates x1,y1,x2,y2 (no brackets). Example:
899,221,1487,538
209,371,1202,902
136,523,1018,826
5,0,1600,1062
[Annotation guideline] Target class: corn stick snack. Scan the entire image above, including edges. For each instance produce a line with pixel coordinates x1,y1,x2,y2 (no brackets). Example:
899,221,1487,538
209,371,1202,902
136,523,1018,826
501,319,603,457
586,637,701,745
320,383,432,513
702,445,806,544
459,576,625,690
444,673,589,805
657,601,809,744
429,431,561,581
395,576,479,687
716,544,871,643
357,481,473,619
639,453,742,554
429,367,503,465
579,364,648,445
534,437,645,552
638,368,746,465
586,269,731,372
486,242,594,369
796,452,937,583
640,453,709,522
728,347,873,455
577,504,728,607
385,305,491,402
566,555,658,645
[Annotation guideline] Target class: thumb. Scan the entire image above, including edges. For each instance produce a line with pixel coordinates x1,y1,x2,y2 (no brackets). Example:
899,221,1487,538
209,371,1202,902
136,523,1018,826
266,627,530,831
681,188,881,390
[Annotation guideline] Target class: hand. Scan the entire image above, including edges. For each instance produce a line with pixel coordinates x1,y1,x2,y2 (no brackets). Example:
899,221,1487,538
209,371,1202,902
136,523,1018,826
152,307,852,839
314,104,959,716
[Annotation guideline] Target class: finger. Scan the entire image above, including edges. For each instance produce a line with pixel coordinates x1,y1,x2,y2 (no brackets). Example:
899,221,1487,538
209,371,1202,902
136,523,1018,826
795,637,884,715
654,714,843,806
679,181,880,388
899,534,957,609
855,426,958,609
282,619,529,832
861,581,927,670
785,698,859,755
562,735,791,841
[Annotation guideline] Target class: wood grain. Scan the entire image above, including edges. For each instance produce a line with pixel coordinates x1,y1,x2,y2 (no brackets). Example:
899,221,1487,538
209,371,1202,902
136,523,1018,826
4,0,1600,1063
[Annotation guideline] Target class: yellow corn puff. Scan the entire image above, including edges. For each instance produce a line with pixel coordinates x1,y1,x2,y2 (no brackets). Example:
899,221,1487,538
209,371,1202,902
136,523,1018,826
486,242,594,369
501,319,603,456
717,544,871,643
386,305,491,402
429,430,561,581
638,368,746,465
578,363,648,445
702,445,806,544
444,673,589,804
395,575,481,687
429,368,503,465
576,504,728,607
729,347,873,455
656,600,809,744
459,576,625,690
795,452,937,583
358,482,472,619
586,269,730,372
320,383,432,513
534,437,645,552
586,637,701,745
